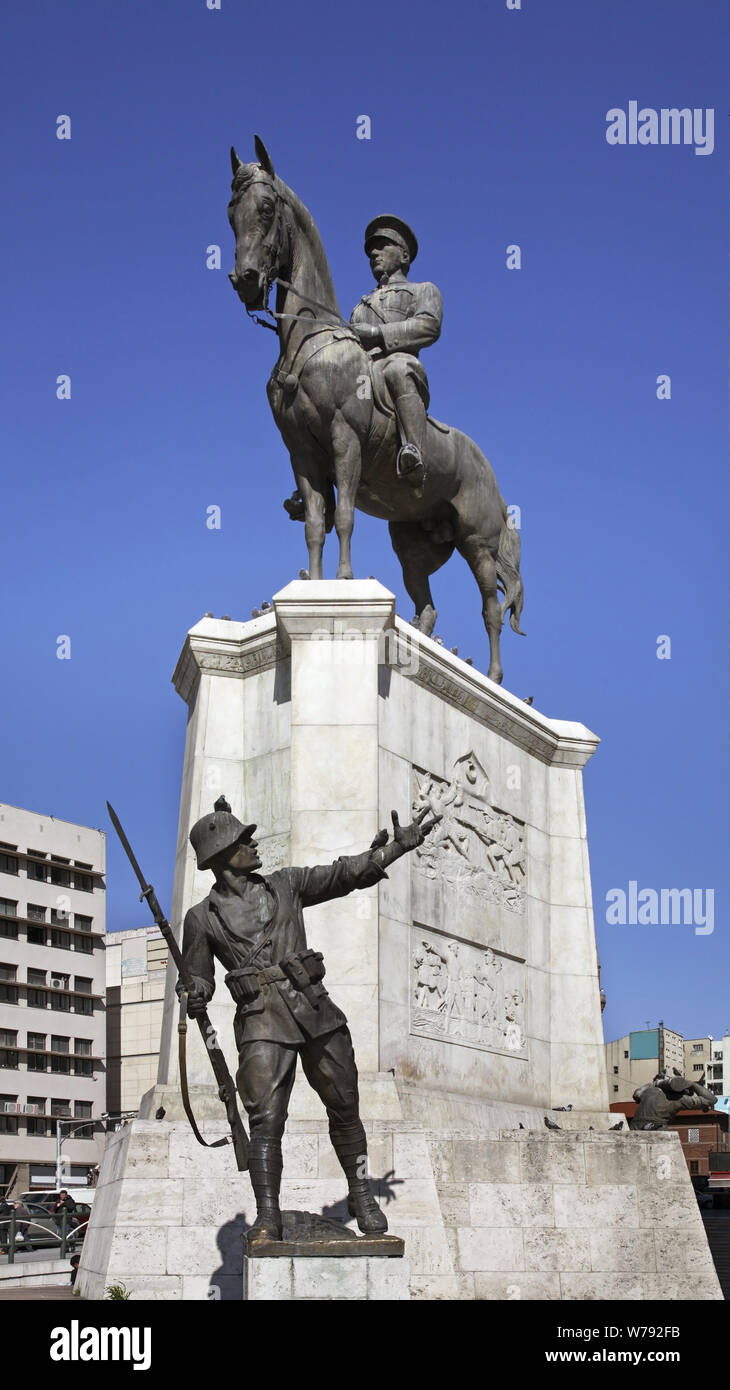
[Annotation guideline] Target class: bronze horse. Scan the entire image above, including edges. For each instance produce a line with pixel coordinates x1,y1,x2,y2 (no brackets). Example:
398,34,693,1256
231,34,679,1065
228,137,524,684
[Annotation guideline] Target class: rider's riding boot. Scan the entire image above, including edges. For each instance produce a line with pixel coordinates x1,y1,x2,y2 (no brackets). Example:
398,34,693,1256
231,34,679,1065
330,1120,388,1235
394,390,427,493
247,1136,283,1243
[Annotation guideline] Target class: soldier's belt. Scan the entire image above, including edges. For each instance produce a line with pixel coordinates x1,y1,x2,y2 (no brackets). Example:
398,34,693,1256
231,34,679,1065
225,950,326,1006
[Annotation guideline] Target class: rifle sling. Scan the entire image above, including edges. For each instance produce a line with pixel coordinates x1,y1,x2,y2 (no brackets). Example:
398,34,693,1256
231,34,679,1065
177,995,230,1150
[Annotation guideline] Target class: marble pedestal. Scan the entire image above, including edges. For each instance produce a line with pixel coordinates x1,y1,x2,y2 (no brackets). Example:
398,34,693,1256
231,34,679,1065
77,581,720,1300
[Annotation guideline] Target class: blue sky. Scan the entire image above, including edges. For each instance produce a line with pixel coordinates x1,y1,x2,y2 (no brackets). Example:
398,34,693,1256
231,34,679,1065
0,1,726,1046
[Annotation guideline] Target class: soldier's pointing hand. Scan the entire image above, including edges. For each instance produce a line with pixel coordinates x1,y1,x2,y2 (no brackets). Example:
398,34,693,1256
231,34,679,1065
391,806,442,851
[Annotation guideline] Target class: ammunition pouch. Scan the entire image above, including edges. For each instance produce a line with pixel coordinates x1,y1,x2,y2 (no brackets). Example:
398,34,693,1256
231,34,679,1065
280,950,325,991
225,966,262,1005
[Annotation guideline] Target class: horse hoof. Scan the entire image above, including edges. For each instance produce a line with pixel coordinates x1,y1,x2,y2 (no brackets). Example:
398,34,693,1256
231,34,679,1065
336,568,354,581
488,667,504,685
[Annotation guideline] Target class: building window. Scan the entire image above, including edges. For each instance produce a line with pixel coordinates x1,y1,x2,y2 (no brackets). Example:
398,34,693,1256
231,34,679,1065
74,1100,93,1139
50,929,71,951
50,908,70,926
0,851,18,875
0,1029,18,1070
50,857,71,888
74,1059,93,1077
623,1050,629,1059
51,995,72,1013
0,963,18,1006
26,853,48,882
74,996,93,1016
0,920,18,940
75,935,93,954
612,1084,619,1093
74,915,93,931
27,1032,45,1050
26,988,47,1009
692,1044,705,1053
0,898,18,918
50,1036,69,1054
74,1038,92,1056
27,926,46,946
612,1066,618,1074
0,1095,18,1134
27,969,46,987
50,1099,71,1119
73,872,93,893
688,1128,700,1143
693,1064,704,1072
27,1033,47,1072
51,1055,71,1074
73,977,92,995
26,905,46,922
26,1097,47,1137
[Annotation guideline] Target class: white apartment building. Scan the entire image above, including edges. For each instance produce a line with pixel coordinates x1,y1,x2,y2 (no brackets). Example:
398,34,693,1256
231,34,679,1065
684,1034,730,1098
105,926,168,1116
0,803,106,1194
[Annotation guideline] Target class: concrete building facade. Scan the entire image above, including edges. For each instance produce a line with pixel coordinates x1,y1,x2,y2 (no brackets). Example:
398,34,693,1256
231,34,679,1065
0,803,106,1195
684,1034,730,1098
605,1025,684,1103
105,927,168,1117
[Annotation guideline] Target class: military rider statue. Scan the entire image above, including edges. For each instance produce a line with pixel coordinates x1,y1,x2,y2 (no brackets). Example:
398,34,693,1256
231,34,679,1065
180,796,440,1244
350,215,442,492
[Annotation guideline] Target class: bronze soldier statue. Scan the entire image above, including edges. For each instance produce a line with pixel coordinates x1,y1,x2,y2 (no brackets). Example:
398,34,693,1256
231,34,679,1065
350,215,442,492
180,796,439,1244
630,1072,716,1130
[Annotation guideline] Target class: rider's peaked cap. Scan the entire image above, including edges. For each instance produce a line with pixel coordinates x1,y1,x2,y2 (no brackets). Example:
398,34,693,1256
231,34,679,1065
364,215,418,263
189,796,256,871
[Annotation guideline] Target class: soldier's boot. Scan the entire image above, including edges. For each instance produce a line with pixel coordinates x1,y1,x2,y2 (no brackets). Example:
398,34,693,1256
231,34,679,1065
330,1121,388,1235
394,390,427,493
247,1136,283,1243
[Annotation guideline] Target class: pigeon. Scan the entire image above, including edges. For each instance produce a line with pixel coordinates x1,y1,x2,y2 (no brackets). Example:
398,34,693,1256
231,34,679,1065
673,1068,682,1076
251,607,261,618
434,636,444,646
221,615,231,621
465,658,473,666
298,568,310,580
450,646,459,656
609,1120,624,1131
589,1126,594,1131
544,1116,561,1131
204,611,214,618
519,1122,526,1130
522,695,534,706
155,1107,166,1121
261,601,272,611
369,828,389,850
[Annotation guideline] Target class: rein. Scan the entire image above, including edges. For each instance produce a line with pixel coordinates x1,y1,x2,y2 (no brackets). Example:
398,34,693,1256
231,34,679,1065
245,276,356,337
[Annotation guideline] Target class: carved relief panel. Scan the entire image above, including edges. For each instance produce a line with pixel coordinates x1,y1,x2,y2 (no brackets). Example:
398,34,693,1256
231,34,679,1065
411,751,526,914
410,926,526,1056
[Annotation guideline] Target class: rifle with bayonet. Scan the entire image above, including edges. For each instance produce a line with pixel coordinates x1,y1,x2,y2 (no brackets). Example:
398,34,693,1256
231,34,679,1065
107,802,249,1171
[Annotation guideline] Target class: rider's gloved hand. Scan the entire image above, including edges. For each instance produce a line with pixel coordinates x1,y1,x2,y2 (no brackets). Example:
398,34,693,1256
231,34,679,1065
353,323,382,349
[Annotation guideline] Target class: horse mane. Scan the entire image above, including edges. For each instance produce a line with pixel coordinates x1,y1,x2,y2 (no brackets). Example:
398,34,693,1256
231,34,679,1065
229,163,340,315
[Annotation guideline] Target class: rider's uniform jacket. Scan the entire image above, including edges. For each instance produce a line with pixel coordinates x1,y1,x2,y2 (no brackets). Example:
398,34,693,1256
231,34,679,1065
181,852,387,1047
350,271,442,359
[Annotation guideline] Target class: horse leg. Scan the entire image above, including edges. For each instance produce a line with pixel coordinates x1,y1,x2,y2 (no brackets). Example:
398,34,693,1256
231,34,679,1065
295,470,327,581
389,521,454,636
456,532,504,684
331,417,361,580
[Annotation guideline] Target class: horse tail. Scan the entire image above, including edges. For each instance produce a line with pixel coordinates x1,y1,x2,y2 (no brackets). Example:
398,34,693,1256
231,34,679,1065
496,510,525,635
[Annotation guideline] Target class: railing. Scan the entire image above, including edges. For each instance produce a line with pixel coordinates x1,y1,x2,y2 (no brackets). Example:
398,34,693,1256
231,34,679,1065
0,1209,83,1262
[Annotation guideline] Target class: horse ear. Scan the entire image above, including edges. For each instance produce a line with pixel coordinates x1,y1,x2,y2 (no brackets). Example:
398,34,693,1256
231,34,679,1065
230,146,243,176
254,134,275,177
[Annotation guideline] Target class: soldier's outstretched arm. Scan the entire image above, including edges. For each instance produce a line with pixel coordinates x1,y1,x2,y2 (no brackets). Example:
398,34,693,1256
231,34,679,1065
295,808,441,908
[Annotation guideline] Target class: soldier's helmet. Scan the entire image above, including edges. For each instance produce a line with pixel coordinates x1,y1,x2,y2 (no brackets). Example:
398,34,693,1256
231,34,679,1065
189,796,256,871
364,215,418,264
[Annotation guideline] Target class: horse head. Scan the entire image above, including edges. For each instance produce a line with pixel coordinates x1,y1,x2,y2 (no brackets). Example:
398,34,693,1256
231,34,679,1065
227,136,289,310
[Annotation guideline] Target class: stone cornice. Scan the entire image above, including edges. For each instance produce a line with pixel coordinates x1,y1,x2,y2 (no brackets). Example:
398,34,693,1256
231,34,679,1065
389,620,599,769
172,613,279,705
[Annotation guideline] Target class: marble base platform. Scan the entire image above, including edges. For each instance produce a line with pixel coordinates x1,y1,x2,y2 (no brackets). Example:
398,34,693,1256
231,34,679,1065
77,1082,722,1301
244,1255,411,1301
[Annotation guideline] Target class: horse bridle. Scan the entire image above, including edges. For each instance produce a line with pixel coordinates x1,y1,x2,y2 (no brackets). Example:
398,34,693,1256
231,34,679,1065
231,173,355,336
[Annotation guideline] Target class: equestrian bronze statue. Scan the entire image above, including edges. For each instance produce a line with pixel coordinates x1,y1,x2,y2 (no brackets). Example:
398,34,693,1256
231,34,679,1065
228,136,524,685
181,796,440,1245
